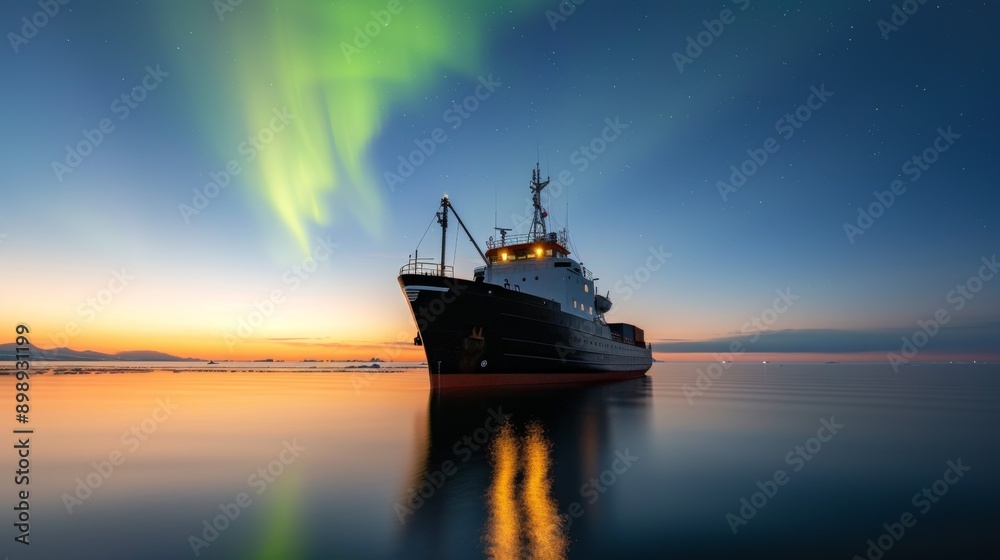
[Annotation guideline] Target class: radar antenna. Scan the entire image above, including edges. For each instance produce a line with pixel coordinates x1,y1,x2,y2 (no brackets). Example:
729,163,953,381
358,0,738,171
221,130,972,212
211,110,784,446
493,227,511,247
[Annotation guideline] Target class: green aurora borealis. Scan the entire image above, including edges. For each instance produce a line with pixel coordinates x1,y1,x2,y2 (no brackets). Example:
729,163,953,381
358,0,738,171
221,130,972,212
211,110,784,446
169,0,536,250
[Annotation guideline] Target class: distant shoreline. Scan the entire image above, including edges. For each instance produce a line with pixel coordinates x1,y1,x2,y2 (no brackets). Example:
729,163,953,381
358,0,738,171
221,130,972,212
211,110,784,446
0,364,424,375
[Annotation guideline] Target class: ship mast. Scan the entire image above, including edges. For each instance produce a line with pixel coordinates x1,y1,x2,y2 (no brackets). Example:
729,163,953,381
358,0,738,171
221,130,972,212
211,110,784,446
436,196,449,276
529,162,550,241
436,195,490,275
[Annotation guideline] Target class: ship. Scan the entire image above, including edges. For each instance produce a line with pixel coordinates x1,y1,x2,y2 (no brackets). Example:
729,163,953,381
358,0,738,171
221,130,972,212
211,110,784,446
397,164,653,388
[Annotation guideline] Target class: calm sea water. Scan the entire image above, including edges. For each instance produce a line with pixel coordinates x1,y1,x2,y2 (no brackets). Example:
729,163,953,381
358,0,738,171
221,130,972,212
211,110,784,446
3,362,998,559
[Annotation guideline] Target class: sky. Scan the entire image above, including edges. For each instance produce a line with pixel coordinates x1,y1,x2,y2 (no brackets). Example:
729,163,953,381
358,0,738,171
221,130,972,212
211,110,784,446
0,0,997,362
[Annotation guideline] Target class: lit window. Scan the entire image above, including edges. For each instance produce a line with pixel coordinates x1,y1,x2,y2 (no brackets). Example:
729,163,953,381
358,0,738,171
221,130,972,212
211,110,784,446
573,300,577,309
584,284,589,293
501,252,508,261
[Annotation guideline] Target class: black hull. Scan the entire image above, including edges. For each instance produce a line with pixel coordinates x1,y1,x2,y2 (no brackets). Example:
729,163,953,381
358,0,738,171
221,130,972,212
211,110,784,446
399,274,653,388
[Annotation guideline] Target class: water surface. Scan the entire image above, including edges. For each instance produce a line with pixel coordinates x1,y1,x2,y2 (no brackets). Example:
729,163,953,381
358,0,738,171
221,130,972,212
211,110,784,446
4,362,998,559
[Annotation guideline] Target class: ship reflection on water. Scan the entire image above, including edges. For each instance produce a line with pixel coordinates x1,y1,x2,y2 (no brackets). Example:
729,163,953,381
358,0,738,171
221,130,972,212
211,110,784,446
486,423,567,560
396,378,652,560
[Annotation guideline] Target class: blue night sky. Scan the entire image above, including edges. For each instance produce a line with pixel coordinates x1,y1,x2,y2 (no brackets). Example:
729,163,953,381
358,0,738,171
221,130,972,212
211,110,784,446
1,0,997,360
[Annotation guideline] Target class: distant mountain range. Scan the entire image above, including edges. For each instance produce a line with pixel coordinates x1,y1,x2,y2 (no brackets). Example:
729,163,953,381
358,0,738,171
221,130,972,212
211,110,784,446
0,342,201,362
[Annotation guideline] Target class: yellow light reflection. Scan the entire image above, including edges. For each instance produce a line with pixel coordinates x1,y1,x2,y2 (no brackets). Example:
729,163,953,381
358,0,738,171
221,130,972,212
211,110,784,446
523,424,567,560
486,423,521,560
486,422,567,560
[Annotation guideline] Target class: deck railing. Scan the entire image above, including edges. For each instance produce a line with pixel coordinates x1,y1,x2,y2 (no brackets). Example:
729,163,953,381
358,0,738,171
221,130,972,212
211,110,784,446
399,258,453,277
486,230,568,250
